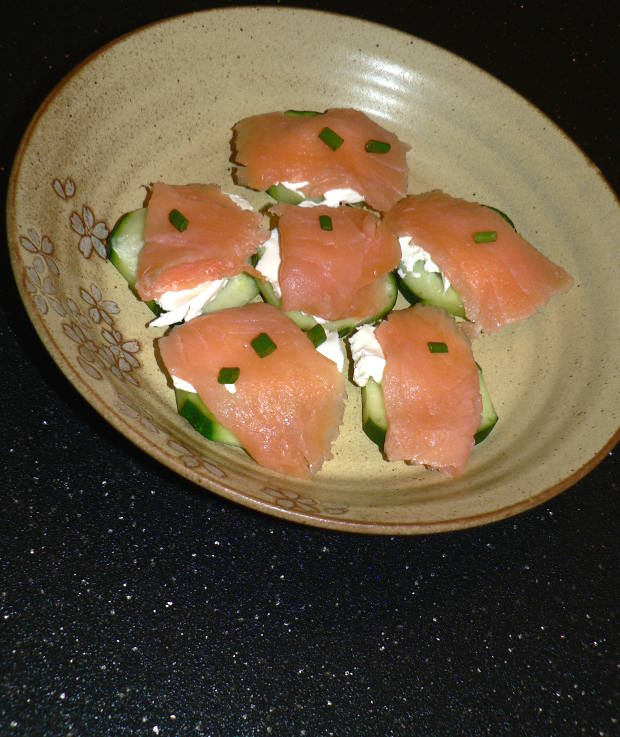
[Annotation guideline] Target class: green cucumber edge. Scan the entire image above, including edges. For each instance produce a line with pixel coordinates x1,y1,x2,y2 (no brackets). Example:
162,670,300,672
474,364,499,444
107,208,160,315
361,378,387,448
175,388,241,447
398,263,466,318
259,272,398,338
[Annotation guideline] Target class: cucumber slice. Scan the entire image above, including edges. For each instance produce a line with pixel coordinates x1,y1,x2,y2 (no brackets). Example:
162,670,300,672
175,388,241,447
107,208,147,285
474,364,499,444
361,378,387,447
107,207,259,320
107,208,160,315
361,365,498,450
265,183,325,206
266,183,304,205
398,262,466,318
258,272,398,337
200,273,259,314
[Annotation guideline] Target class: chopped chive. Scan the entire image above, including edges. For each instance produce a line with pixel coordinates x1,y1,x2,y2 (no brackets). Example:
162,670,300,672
318,127,344,151
427,341,448,353
307,323,327,348
473,230,498,243
285,109,321,117
169,208,189,232
364,139,391,154
217,367,240,385
319,214,333,231
251,332,277,357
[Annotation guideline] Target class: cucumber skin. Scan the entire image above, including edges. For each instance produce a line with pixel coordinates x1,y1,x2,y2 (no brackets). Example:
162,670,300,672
175,388,241,447
474,365,498,445
361,378,388,448
258,272,398,337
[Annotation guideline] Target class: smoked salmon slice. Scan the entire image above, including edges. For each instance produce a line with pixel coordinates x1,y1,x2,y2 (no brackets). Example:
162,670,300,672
135,183,268,302
273,203,401,321
232,109,410,212
375,305,482,476
158,303,346,478
384,191,574,333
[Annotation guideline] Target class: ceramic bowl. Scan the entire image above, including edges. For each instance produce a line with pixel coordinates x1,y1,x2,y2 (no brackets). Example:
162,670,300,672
7,8,619,533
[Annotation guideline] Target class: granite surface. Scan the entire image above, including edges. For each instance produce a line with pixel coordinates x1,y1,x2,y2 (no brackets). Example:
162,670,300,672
1,2,618,735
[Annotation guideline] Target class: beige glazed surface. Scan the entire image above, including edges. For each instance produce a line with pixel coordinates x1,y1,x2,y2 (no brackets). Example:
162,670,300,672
7,7,619,533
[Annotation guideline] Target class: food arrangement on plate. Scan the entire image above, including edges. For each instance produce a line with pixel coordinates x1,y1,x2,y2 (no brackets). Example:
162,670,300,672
107,107,574,480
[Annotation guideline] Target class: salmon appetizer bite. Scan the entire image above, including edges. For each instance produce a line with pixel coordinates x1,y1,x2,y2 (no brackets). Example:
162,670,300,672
255,203,400,334
349,305,497,476
158,303,346,479
232,108,410,212
108,183,267,326
385,190,574,333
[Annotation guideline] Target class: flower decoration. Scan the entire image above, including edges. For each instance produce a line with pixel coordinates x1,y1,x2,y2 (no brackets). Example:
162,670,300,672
70,205,108,259
80,283,120,326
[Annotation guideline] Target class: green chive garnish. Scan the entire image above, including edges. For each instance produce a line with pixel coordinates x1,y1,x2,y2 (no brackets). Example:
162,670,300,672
285,109,321,117
473,230,498,243
364,139,391,154
428,341,448,353
169,209,189,232
251,332,277,357
319,215,333,231
318,127,344,151
217,367,240,385
307,323,327,348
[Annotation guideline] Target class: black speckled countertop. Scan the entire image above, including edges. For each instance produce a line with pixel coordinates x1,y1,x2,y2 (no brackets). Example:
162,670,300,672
1,2,618,736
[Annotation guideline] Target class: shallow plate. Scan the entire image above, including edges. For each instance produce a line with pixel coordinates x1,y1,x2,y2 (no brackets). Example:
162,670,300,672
7,8,619,533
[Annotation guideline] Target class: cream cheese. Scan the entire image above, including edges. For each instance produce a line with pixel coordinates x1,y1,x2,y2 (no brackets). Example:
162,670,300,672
298,187,364,208
316,329,345,373
149,279,229,327
225,192,254,211
348,324,386,387
172,374,236,395
278,181,309,197
255,228,281,298
398,235,451,293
